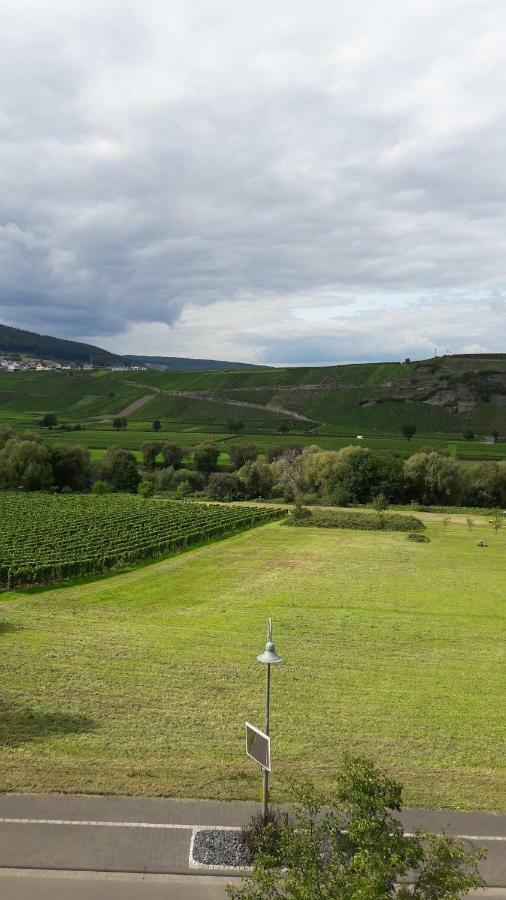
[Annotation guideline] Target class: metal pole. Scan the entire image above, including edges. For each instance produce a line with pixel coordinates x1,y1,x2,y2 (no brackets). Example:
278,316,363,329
262,662,271,820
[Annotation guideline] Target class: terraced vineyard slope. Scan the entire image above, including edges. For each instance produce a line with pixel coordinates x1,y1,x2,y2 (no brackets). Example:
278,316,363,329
0,494,284,588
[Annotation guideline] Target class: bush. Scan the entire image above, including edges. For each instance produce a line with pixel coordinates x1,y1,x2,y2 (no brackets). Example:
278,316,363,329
287,508,424,532
241,810,286,862
288,503,312,524
92,480,110,495
407,532,431,542
138,480,154,498
173,469,205,492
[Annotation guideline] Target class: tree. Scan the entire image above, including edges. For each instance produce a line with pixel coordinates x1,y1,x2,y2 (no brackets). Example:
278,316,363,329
463,429,475,441
193,442,220,473
48,445,91,491
39,413,58,429
491,429,500,444
277,422,291,434
141,441,162,470
404,452,462,505
229,443,258,470
228,756,484,900
161,443,184,469
208,472,243,501
227,419,245,434
0,438,53,491
238,460,274,499
112,417,127,431
152,419,162,432
402,423,417,441
93,448,140,493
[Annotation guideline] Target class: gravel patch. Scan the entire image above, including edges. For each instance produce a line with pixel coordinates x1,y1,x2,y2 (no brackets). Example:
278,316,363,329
191,828,253,869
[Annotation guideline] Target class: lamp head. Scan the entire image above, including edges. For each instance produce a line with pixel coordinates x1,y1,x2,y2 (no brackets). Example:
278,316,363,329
257,618,283,665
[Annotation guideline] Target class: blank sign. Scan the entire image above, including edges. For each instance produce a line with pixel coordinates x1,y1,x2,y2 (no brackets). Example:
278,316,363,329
245,721,271,771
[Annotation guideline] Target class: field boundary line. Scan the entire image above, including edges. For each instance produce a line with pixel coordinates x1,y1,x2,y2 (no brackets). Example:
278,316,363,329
0,817,194,830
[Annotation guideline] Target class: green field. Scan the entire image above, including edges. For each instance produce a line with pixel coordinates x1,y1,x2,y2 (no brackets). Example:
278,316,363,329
0,513,504,810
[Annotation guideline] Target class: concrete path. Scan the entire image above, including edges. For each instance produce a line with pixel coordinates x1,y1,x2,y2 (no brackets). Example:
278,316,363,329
0,870,503,899
0,794,503,889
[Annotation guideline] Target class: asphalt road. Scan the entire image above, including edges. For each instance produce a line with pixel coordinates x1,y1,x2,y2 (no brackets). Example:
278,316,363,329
0,794,503,896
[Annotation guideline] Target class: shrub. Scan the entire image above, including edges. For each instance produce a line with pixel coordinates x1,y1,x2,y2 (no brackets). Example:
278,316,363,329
92,480,110,495
407,532,431,542
138,480,154,498
287,508,424,532
241,810,287,862
288,503,312,524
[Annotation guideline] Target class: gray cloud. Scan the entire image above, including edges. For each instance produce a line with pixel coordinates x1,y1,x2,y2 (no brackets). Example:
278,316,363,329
1,0,506,362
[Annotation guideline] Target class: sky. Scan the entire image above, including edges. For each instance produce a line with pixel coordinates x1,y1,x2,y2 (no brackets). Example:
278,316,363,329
1,0,506,365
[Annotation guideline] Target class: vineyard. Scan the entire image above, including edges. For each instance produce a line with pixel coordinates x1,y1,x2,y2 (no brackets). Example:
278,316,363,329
0,493,284,588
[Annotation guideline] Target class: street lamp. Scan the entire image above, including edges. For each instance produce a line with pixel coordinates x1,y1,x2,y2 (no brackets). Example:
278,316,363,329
257,618,282,820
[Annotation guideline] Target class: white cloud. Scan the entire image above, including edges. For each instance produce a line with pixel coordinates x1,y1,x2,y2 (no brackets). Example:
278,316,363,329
1,0,506,361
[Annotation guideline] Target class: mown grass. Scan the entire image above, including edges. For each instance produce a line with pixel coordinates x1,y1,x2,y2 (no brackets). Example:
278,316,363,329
0,518,504,809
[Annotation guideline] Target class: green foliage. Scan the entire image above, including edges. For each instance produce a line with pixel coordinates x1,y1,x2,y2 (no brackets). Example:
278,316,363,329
47,445,91,491
288,503,312,524
0,437,53,490
229,443,258,470
141,441,163,469
93,447,140,493
407,532,431,542
91,479,109,495
112,416,128,431
241,810,286,862
238,460,274,499
39,413,58,429
137,480,155,498
0,494,285,587
287,507,424,532
402,423,417,440
404,452,462,505
227,419,245,434
161,443,185,469
228,757,484,900
208,472,244,501
152,419,162,432
193,441,220,473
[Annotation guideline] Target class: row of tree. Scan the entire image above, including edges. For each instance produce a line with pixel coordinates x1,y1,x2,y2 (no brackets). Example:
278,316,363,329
2,426,506,508
0,430,140,494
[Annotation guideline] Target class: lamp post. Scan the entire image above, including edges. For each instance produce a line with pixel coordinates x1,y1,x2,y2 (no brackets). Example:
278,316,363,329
257,618,282,820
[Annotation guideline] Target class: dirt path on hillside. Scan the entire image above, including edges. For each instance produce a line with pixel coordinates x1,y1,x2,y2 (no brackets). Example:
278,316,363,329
121,381,319,424
93,391,158,421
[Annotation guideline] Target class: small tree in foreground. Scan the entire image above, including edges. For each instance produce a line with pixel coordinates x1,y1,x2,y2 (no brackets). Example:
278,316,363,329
228,756,484,900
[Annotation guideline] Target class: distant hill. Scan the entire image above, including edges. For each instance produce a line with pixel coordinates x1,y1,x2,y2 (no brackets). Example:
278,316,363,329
0,323,124,366
0,323,265,371
123,354,266,371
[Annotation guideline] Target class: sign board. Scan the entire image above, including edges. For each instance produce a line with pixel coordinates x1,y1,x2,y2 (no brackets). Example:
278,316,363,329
245,722,271,771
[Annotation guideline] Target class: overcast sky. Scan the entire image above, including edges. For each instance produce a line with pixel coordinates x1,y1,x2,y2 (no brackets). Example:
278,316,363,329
1,0,506,365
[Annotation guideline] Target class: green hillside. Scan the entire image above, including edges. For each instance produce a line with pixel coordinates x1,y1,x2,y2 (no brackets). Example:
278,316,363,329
0,356,505,460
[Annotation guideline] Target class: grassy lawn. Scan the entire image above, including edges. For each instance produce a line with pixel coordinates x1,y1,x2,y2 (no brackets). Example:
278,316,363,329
0,519,504,810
